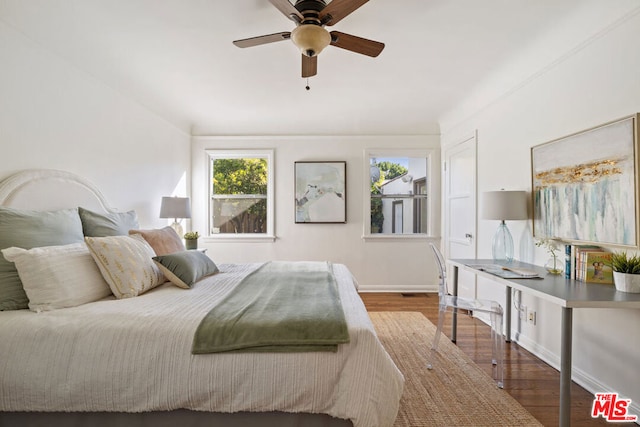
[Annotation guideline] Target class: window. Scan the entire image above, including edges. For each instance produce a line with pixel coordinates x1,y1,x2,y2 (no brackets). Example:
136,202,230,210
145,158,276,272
207,149,274,238
365,149,433,237
413,178,428,233
392,201,403,233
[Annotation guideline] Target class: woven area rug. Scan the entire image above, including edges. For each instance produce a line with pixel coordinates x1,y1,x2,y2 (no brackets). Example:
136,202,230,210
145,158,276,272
369,311,542,427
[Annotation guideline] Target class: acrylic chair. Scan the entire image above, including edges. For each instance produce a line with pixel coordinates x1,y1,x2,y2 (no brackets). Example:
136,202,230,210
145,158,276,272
427,243,505,388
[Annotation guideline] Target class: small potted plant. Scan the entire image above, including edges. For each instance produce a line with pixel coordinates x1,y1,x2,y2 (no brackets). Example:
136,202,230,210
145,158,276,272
609,251,640,293
536,238,563,275
183,231,200,250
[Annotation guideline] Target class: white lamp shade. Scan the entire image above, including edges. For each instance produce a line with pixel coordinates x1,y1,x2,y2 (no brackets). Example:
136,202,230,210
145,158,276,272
481,190,528,221
159,197,191,219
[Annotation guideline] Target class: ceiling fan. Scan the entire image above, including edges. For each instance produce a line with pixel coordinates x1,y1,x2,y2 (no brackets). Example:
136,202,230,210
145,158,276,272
233,0,385,78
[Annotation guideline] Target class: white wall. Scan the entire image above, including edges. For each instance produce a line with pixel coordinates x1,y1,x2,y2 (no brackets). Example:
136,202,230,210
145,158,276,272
441,3,640,413
0,21,190,226
192,136,441,292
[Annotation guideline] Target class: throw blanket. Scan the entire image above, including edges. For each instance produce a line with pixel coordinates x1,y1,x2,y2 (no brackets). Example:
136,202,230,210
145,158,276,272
192,261,350,353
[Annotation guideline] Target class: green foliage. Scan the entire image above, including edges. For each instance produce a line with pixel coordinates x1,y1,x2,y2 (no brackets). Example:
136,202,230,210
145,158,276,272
212,159,267,195
609,251,640,274
183,231,199,240
370,184,383,232
377,161,408,181
211,158,268,233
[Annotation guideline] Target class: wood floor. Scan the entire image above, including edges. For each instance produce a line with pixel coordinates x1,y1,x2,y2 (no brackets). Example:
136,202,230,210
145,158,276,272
360,292,617,427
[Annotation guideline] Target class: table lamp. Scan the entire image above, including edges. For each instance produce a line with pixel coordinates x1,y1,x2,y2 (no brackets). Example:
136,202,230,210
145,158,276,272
481,190,528,262
159,196,191,237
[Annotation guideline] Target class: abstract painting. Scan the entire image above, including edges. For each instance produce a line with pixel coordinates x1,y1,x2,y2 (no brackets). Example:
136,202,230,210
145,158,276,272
531,114,639,246
295,161,346,223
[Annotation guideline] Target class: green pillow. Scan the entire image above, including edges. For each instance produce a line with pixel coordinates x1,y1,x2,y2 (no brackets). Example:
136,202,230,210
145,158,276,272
0,207,84,310
78,206,139,237
153,251,218,289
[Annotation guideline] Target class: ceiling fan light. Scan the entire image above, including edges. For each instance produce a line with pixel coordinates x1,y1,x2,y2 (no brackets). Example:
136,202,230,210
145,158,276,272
291,24,331,57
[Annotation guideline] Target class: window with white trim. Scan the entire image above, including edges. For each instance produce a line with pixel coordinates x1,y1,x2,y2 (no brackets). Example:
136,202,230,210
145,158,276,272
365,149,434,237
206,149,274,238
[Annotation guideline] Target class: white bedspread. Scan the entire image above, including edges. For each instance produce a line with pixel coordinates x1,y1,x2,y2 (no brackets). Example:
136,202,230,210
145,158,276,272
0,263,403,427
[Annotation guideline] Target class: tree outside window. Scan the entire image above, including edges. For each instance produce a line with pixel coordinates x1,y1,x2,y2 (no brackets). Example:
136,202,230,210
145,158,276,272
208,150,273,236
371,160,408,233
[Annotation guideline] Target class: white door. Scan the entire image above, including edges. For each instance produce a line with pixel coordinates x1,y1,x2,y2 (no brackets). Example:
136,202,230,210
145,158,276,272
444,133,477,298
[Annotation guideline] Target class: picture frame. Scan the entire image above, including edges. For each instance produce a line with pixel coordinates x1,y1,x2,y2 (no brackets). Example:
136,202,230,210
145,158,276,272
295,161,347,223
531,113,640,247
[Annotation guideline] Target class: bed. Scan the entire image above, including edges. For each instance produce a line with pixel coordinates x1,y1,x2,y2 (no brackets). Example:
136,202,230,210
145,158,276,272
0,169,404,427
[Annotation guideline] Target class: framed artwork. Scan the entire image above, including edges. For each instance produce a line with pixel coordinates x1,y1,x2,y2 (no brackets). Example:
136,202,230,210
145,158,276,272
531,113,640,247
295,161,346,223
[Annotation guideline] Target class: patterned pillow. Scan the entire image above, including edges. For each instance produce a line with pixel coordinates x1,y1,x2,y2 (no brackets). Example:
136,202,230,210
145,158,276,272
153,251,219,289
1,243,112,312
78,207,139,237
85,234,164,299
129,226,185,256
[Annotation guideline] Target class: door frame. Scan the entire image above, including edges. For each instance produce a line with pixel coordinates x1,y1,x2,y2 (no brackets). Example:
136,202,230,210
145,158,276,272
443,131,478,262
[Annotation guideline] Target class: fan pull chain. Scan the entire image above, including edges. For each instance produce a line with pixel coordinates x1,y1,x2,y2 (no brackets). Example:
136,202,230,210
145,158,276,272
305,78,310,91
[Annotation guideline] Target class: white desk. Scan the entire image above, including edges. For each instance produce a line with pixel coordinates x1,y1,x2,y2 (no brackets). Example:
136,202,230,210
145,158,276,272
449,259,640,427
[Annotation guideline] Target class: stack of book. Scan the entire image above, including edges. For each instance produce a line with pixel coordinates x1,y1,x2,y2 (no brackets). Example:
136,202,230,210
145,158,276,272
565,245,614,284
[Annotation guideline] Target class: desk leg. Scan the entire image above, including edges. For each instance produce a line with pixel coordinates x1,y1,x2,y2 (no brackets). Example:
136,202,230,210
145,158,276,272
451,265,458,343
505,286,511,342
560,307,573,427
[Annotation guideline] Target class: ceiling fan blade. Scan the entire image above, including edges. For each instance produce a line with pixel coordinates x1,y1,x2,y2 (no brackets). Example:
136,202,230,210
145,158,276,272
302,55,317,78
330,31,384,57
269,0,303,22
233,32,291,48
320,0,368,25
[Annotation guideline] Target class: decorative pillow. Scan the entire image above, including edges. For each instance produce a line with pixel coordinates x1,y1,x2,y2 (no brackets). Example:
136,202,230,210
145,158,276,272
78,206,139,237
129,226,185,256
1,243,112,312
0,207,84,311
84,234,164,299
153,251,219,289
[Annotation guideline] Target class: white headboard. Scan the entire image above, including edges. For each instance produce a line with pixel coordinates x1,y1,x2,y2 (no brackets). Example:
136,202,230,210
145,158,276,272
0,169,116,213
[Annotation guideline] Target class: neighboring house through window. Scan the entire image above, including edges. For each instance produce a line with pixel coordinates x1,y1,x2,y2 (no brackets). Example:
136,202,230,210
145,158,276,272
392,200,403,233
413,178,428,233
365,149,434,238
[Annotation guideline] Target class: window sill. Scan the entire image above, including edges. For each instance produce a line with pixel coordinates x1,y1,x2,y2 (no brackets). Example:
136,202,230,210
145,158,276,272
362,234,439,242
203,235,276,243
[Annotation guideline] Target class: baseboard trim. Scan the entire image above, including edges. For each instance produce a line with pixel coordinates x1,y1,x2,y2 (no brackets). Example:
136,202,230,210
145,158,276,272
358,285,437,293
512,331,640,420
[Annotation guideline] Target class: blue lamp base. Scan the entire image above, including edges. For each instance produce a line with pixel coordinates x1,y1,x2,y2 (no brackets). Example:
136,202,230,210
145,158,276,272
492,220,514,262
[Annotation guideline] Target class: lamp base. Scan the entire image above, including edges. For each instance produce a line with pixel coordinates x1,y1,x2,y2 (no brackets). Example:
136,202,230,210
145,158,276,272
492,221,514,262
170,221,184,238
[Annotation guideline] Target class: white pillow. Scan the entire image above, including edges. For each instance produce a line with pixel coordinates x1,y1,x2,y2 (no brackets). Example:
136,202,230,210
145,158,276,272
84,234,164,299
1,242,112,312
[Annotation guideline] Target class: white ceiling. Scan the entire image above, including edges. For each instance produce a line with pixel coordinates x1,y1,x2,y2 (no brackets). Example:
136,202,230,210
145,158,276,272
1,0,593,135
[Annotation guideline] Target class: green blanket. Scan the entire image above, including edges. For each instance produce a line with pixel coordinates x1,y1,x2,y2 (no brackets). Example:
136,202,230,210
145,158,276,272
192,261,350,354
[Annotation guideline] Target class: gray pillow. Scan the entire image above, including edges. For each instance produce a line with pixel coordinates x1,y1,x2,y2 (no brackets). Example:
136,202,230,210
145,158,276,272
78,206,139,237
153,251,218,289
0,207,84,310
